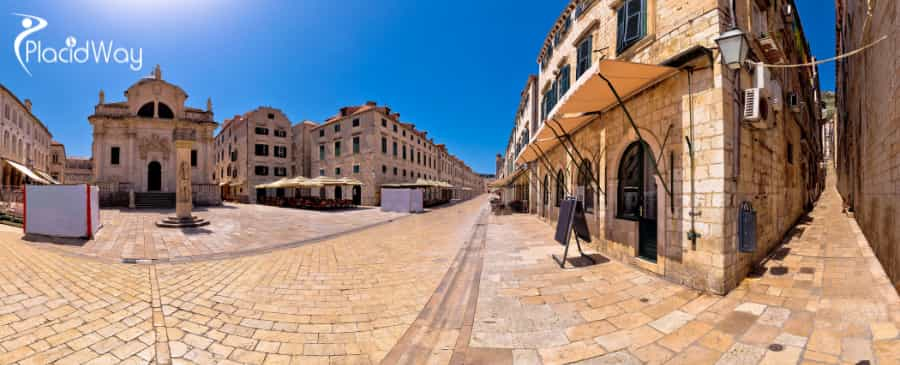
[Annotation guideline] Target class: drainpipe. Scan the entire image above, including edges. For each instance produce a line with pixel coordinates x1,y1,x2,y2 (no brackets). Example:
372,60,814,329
686,68,700,247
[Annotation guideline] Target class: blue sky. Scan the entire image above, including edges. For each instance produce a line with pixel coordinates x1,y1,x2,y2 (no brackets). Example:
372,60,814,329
2,0,834,174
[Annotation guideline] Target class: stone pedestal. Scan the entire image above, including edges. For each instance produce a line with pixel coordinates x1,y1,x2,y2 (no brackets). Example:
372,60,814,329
157,130,209,228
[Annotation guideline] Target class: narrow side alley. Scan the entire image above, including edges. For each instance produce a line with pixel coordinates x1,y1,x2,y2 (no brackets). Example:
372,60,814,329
471,174,900,364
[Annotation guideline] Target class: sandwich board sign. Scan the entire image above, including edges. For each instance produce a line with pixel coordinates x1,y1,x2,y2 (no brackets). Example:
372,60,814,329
552,197,596,268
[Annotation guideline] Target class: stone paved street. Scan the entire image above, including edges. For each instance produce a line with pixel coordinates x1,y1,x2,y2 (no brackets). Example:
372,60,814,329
0,181,898,364
471,178,900,364
23,204,406,263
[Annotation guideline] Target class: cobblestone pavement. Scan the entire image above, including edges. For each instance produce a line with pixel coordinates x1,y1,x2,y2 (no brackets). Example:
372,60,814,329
1,182,899,365
472,181,900,364
23,203,406,263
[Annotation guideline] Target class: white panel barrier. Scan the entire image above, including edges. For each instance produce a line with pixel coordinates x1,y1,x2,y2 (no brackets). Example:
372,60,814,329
25,184,101,239
380,188,424,213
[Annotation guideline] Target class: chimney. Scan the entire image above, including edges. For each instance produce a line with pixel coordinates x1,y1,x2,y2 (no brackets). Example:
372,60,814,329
365,101,377,106
391,113,400,120
24,99,32,112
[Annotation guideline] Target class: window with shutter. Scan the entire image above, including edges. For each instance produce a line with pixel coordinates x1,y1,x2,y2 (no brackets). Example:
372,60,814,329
558,65,571,97
576,35,593,78
617,0,647,53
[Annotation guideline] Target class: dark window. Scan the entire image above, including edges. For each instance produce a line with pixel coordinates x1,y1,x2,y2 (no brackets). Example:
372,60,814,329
616,0,647,53
319,145,325,160
319,187,326,198
353,165,360,174
393,167,398,175
335,167,341,176
267,113,275,119
403,169,407,177
352,118,360,127
274,146,287,158
353,137,360,154
255,144,269,156
110,147,120,165
274,167,287,176
157,103,174,119
274,129,287,137
319,129,325,137
578,161,595,213
576,35,593,78
543,175,550,206
402,130,406,137
558,65,571,97
393,124,398,132
335,186,343,200
382,118,387,127
230,150,237,161
255,127,269,135
393,142,398,156
319,169,325,176
191,150,197,167
382,165,387,174
255,166,269,176
555,170,565,207
787,143,794,164
334,123,341,133
402,145,407,160
574,0,595,18
381,137,388,154
334,141,341,157
137,103,154,118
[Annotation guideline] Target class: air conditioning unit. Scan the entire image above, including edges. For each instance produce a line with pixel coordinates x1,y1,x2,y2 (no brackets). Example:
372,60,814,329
744,88,767,121
787,92,801,112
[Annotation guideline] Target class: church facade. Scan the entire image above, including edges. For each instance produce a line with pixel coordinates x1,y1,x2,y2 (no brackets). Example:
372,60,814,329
89,66,218,198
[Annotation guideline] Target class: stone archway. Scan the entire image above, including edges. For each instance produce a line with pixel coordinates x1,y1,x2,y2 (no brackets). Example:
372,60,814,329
147,161,162,191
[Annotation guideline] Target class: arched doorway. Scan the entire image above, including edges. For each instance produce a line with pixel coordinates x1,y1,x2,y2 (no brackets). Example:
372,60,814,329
542,174,549,217
352,186,362,205
618,142,657,262
147,161,162,191
334,186,343,200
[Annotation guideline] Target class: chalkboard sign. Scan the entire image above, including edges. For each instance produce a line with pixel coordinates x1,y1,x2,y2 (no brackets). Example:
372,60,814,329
554,199,577,246
552,198,596,268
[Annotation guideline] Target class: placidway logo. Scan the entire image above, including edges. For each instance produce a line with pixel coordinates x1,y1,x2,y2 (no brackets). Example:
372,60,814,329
13,13,143,76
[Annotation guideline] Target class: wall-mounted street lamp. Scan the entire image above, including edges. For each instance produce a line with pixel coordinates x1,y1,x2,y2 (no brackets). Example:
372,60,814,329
714,29,750,70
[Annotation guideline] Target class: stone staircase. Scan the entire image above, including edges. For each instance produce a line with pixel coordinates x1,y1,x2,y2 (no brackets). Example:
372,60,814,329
135,192,175,209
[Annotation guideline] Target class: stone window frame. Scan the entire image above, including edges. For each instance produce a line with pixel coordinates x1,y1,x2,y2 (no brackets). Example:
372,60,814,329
110,146,121,166
254,165,269,176
611,0,656,57
254,144,269,157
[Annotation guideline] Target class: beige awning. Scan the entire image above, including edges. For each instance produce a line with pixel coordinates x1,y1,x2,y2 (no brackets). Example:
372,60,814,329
4,159,50,184
310,176,363,186
488,168,528,188
35,170,60,184
516,60,678,165
281,176,323,189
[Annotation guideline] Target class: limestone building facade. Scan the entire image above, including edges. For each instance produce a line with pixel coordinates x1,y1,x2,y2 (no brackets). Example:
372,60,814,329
214,107,295,203
49,141,65,182
309,101,482,205
835,0,900,290
0,84,54,186
89,66,218,203
64,157,93,185
496,0,824,293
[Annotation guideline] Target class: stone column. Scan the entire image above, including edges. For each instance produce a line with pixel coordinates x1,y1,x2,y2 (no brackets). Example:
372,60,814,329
175,139,193,219
158,128,208,228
